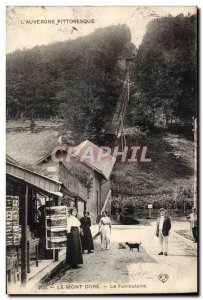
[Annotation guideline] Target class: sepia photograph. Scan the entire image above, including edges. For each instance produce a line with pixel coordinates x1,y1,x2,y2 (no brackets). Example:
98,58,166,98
6,6,198,295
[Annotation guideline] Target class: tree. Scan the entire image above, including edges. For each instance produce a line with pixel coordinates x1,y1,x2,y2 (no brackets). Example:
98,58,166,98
127,14,197,128
6,24,133,139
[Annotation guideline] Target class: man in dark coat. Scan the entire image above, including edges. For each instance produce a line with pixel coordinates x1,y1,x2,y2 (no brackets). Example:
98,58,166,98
156,208,171,256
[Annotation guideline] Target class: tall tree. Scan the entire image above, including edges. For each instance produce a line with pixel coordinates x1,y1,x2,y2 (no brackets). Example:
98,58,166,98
127,14,197,128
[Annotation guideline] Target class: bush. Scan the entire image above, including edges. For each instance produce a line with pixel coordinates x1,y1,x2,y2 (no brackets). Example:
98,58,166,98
120,215,140,225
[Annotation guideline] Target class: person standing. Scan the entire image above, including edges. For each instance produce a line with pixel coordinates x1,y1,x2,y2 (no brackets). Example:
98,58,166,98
80,212,94,254
66,208,83,269
30,119,36,133
99,211,112,250
187,207,197,243
156,208,171,256
115,205,121,223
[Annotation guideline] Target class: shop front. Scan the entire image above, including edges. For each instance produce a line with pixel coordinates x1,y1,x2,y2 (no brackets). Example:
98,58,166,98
6,162,73,287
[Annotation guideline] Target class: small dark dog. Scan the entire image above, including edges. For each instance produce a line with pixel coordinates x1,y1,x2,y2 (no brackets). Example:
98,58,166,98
125,242,142,252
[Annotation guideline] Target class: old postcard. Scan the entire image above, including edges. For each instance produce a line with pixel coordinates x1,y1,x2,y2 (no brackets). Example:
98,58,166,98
6,6,198,295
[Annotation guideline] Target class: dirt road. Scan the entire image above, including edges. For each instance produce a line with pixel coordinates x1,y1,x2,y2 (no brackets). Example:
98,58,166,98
40,222,197,294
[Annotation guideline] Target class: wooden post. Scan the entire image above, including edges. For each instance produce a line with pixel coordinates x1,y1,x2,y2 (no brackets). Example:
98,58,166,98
21,184,28,286
36,245,39,267
27,241,30,273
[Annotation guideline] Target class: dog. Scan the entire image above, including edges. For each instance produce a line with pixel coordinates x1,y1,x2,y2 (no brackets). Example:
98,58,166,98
125,242,142,252
118,243,126,249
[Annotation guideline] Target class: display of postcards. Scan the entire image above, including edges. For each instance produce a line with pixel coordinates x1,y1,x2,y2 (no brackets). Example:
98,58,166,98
47,229,67,238
6,225,12,230
13,232,20,237
6,221,12,226
46,216,67,227
12,205,19,210
6,200,13,204
12,221,19,226
6,237,13,244
46,206,67,216
12,204,19,212
6,240,11,243
13,198,19,202
12,210,19,216
12,226,19,233
12,213,19,221
6,196,20,246
47,237,67,241
7,233,13,238
47,238,67,249
6,215,13,221
13,238,20,245
6,226,13,233
6,240,13,246
6,207,12,211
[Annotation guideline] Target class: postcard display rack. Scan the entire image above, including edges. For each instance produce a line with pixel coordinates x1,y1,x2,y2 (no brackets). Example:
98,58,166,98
45,206,67,249
6,196,20,246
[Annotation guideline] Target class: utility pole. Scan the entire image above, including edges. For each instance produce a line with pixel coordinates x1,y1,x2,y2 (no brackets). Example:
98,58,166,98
193,117,197,209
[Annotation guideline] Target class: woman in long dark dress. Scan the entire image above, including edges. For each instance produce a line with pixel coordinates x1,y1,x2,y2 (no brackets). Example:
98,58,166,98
66,208,83,269
80,212,94,253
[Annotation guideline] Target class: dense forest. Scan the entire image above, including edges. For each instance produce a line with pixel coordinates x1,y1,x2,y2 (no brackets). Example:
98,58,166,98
7,14,197,137
6,25,133,138
126,14,197,129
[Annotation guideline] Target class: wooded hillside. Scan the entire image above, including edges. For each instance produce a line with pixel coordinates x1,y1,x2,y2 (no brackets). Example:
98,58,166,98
7,25,134,140
126,14,197,129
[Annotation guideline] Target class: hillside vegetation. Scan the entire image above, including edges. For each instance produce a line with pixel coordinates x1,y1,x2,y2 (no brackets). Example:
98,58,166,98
7,25,134,141
111,131,194,212
126,14,197,129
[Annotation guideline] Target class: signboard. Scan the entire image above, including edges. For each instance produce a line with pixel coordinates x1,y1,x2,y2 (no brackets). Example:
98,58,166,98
148,204,153,209
6,196,20,246
45,206,67,249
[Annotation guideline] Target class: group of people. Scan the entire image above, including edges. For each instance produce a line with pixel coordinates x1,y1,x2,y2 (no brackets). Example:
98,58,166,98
65,209,112,269
65,206,197,268
65,209,93,269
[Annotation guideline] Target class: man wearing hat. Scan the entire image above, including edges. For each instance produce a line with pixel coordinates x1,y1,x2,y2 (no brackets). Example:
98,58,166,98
187,207,197,243
156,208,171,256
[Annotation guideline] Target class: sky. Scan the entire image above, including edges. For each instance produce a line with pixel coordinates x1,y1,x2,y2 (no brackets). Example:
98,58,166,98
6,6,196,53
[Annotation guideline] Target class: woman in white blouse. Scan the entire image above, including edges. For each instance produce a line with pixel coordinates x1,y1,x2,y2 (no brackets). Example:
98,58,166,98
66,208,83,269
99,211,112,250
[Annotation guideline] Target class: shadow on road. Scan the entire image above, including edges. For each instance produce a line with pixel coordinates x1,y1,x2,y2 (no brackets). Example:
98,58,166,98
45,240,157,286
168,254,197,257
